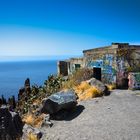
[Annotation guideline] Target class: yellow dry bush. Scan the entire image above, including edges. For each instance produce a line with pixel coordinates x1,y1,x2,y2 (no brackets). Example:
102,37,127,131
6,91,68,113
33,115,44,128
62,79,78,90
62,68,93,90
22,114,44,128
28,132,38,140
107,84,116,90
74,82,102,101
74,82,90,94
22,114,34,126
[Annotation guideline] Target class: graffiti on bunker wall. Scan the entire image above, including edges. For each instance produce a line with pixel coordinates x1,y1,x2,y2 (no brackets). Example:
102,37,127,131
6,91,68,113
87,60,103,68
86,54,117,83
135,74,140,83
128,73,140,89
102,54,116,83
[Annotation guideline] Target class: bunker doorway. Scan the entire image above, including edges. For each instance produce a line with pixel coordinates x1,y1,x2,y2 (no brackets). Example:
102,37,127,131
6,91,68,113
93,68,101,81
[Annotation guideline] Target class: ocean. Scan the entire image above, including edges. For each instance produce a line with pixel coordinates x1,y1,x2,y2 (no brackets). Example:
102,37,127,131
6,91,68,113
0,60,57,99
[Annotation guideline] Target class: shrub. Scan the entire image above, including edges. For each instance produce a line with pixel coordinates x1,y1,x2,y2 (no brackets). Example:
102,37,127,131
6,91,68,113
22,113,44,128
22,114,35,126
71,68,93,84
28,132,38,140
43,75,63,95
62,68,93,89
74,82,103,101
107,84,116,90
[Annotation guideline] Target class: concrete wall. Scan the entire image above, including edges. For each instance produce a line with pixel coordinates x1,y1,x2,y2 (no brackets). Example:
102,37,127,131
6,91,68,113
116,45,140,88
57,61,69,76
68,58,84,74
57,58,84,76
83,43,140,86
83,45,117,84
57,43,140,88
128,72,140,89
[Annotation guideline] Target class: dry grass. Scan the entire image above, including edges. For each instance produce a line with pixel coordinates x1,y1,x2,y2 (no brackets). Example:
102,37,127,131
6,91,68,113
74,82,103,101
107,84,116,90
22,114,34,126
62,68,93,90
62,79,78,89
22,113,44,128
27,132,38,140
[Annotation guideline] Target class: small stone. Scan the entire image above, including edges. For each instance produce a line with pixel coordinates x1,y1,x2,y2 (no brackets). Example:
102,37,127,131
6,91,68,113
22,124,42,140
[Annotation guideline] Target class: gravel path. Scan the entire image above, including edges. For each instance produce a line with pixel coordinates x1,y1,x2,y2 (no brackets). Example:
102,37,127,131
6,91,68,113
41,90,140,140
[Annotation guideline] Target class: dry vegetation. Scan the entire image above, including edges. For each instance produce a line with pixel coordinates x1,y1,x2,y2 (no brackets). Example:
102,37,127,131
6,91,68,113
62,68,93,89
27,133,38,140
62,68,105,100
74,81,103,101
106,84,116,91
22,113,44,128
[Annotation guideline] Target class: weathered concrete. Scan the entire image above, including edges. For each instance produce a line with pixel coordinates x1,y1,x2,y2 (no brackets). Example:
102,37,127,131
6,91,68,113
41,90,140,140
58,43,140,88
83,43,140,86
128,72,140,89
58,58,84,76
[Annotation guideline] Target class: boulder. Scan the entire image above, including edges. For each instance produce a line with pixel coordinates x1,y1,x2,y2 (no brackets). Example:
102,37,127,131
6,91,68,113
87,78,109,95
24,78,30,88
41,90,77,114
0,105,23,140
18,87,25,100
24,78,31,94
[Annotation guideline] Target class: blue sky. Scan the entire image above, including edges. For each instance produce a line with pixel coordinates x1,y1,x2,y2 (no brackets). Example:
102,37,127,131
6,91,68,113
0,0,140,60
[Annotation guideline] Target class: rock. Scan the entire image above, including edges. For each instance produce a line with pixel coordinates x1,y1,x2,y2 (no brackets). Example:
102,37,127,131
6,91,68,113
0,105,23,140
8,96,16,111
24,78,31,94
18,87,25,100
10,111,23,135
22,124,42,140
41,90,77,114
24,78,30,88
41,114,53,127
87,78,109,95
18,78,31,101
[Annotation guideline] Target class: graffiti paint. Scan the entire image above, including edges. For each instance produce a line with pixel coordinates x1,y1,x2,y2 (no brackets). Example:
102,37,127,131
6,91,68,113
101,54,116,83
102,74,116,84
86,54,117,84
128,72,140,89
87,60,103,68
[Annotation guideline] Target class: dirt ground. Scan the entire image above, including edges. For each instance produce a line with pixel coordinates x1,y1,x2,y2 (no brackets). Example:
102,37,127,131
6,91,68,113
41,90,140,140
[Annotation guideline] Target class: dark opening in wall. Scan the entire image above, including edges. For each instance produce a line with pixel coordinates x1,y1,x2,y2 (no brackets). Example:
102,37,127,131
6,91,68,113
59,61,68,76
93,67,101,81
117,78,129,89
75,64,81,70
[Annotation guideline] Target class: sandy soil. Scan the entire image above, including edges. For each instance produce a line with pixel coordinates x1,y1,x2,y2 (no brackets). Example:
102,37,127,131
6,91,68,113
41,90,140,140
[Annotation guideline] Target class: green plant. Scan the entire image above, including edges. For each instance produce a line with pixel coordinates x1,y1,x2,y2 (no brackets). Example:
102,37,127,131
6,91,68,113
43,75,63,95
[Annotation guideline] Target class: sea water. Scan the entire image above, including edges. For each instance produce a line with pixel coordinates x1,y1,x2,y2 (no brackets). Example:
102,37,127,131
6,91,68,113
0,60,57,99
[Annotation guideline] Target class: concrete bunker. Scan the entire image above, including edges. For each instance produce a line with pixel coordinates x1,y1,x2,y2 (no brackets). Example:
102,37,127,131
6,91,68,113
58,43,140,89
